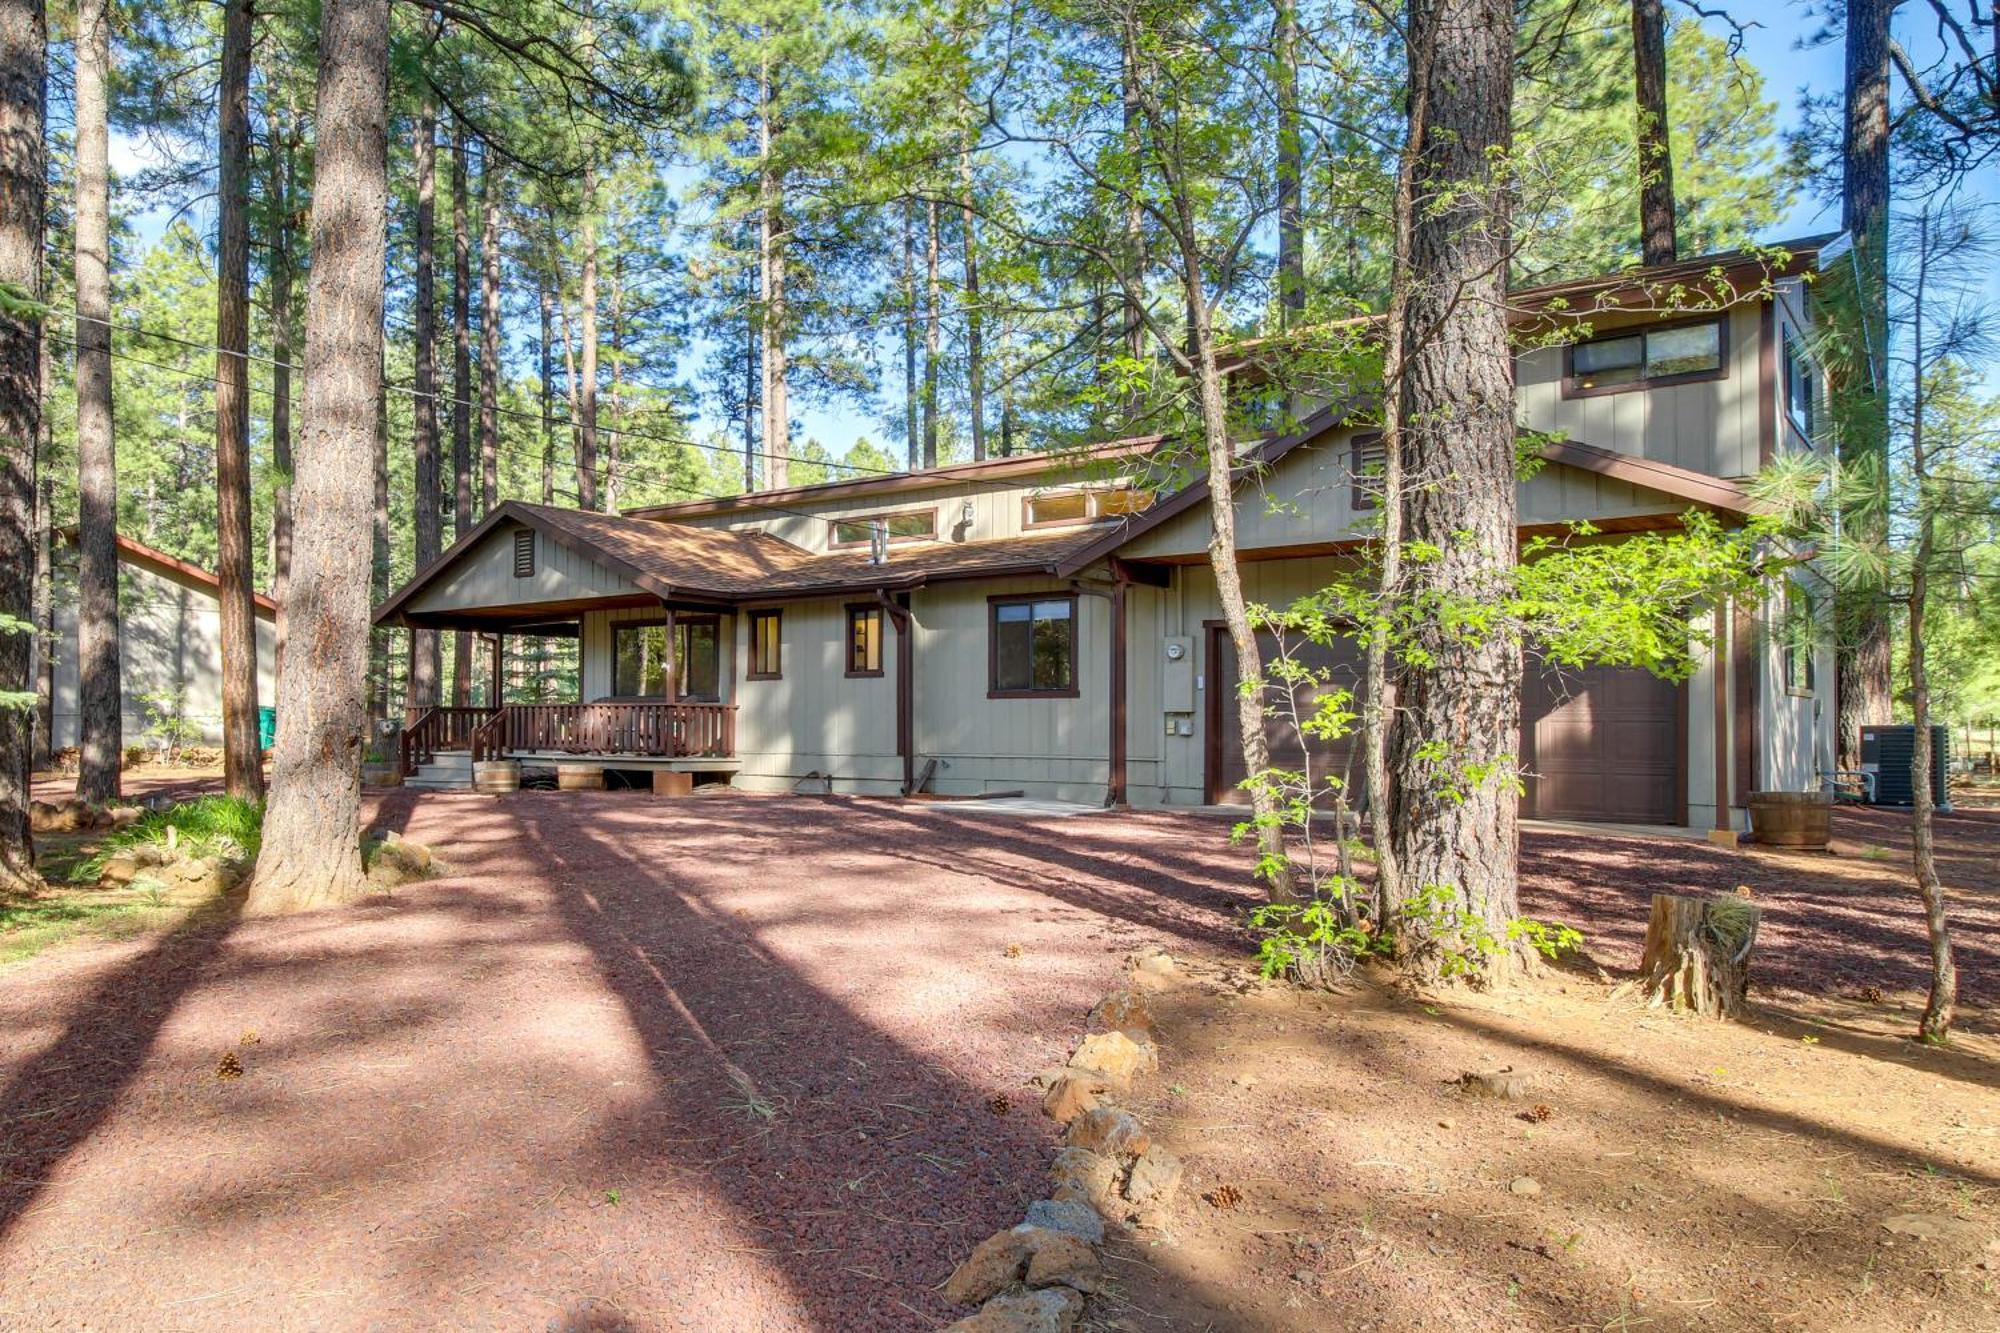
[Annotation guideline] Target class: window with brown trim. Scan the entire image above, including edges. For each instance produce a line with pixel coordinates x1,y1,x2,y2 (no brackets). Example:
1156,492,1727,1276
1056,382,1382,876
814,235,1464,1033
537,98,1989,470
1022,486,1154,528
828,508,936,548
747,609,782,680
1562,316,1727,397
512,528,536,578
612,619,720,699
1349,433,1385,511
989,595,1078,697
846,604,884,676
1783,332,1817,443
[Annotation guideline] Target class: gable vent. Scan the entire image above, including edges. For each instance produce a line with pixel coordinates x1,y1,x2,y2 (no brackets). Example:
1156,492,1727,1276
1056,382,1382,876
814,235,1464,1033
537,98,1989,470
512,528,536,578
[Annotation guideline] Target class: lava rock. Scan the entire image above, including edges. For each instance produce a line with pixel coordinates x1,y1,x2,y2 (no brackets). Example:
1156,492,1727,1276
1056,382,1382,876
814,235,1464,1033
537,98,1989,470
1068,1030,1157,1089
1025,1197,1105,1245
1041,1072,1103,1125
1124,1145,1184,1207
1064,1107,1150,1160
1088,989,1155,1039
944,1285,1086,1333
943,1229,1033,1306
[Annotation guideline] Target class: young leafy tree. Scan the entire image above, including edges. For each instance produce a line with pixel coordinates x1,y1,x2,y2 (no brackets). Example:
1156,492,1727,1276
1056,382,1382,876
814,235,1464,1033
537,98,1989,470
248,0,389,912
73,0,121,804
0,0,45,890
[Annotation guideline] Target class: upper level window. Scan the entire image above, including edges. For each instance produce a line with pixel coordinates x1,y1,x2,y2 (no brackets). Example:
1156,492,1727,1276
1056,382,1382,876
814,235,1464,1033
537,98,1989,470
990,596,1078,697
746,609,781,680
1023,486,1155,528
846,604,884,677
1349,433,1386,511
1563,317,1727,397
1783,334,1817,442
829,508,936,549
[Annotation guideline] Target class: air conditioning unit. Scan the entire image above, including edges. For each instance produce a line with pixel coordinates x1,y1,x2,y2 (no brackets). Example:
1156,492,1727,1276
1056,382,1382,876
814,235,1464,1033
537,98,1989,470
1859,724,1951,809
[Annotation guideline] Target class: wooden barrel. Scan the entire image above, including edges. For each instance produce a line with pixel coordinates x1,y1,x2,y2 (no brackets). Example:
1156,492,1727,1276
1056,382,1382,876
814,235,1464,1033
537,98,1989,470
360,762,403,789
473,760,520,795
556,762,604,791
1747,790,1832,848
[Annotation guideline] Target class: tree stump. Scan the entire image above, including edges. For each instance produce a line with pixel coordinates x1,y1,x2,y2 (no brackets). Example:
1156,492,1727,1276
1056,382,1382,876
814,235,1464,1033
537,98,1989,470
1639,893,1760,1018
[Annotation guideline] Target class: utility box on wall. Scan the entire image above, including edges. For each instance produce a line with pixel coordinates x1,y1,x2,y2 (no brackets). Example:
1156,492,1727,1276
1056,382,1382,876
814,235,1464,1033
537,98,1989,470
1162,636,1195,714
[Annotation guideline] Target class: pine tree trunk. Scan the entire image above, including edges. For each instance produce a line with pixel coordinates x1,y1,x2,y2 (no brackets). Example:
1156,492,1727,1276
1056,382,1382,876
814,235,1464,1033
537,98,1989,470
607,251,623,513
923,197,940,469
1274,0,1305,331
902,199,919,470
32,476,50,767
577,161,601,509
538,279,555,505
0,0,41,889
450,125,473,704
408,99,441,710
249,0,388,914
1630,0,1677,265
369,339,389,721
479,150,500,516
1835,0,1893,769
214,0,263,801
74,0,120,804
1387,0,1522,982
959,146,985,461
269,112,297,674
757,66,789,491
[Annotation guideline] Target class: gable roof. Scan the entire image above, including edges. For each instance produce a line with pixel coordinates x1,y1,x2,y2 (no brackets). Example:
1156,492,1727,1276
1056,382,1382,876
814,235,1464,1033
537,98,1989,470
373,500,1115,625
59,529,280,618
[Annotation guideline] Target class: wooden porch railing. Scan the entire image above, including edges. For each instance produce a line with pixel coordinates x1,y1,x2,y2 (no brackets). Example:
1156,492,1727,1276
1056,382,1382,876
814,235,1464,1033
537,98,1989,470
464,702,737,764
400,706,501,775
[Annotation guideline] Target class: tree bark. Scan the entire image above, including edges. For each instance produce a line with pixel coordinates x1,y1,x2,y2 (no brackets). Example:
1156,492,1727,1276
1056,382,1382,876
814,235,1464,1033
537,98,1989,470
0,0,42,890
1639,893,1758,1017
450,124,473,704
1387,0,1522,982
902,199,919,470
607,250,623,513
757,60,789,490
32,476,50,767
923,197,940,469
214,0,263,800
369,337,388,721
478,149,500,516
959,145,985,460
1835,0,1894,769
538,278,555,504
408,98,442,710
1274,0,1305,331
74,0,120,805
1630,0,1677,265
577,158,601,508
268,107,297,675
248,0,389,913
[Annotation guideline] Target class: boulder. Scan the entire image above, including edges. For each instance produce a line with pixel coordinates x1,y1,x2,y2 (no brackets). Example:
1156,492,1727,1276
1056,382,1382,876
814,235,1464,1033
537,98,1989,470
1130,948,1177,988
98,853,141,886
943,1285,1085,1333
29,800,84,834
1460,1069,1536,1100
1124,1145,1184,1206
1024,1198,1104,1245
104,805,144,829
1068,1030,1157,1089
943,1229,1033,1306
367,838,438,889
1087,989,1155,1039
1023,1231,1103,1292
1025,1065,1071,1093
1049,1148,1121,1214
1064,1107,1149,1160
1040,1073,1101,1125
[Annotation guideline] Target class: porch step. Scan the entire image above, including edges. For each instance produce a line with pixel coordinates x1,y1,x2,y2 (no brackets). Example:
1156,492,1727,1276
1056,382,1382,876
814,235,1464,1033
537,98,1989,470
407,752,475,790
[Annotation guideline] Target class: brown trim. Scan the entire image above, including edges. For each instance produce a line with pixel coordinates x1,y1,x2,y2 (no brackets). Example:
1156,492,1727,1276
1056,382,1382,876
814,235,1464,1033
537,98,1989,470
623,434,1165,520
880,593,914,794
58,529,281,617
745,608,782,680
986,592,1082,699
1759,298,1777,466
1734,599,1758,799
1559,312,1730,400
1533,438,1755,514
825,506,939,550
1675,666,1691,829
844,603,885,677
1108,577,1128,806
1020,490,1097,530
1508,236,1837,316
1713,601,1732,831
1108,556,1171,588
1202,621,1228,804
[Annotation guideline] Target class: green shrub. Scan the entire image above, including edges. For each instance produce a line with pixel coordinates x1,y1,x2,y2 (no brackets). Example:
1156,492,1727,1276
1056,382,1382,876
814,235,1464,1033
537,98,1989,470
74,795,264,883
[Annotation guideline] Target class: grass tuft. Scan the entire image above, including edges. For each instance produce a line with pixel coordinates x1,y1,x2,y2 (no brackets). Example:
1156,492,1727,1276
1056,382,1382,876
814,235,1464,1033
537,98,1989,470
74,796,263,883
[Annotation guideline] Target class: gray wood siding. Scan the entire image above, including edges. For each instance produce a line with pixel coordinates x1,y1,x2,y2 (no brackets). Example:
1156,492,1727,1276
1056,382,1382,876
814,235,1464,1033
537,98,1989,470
1514,302,1765,478
42,557,278,752
1123,442,1692,562
730,597,902,791
408,520,641,614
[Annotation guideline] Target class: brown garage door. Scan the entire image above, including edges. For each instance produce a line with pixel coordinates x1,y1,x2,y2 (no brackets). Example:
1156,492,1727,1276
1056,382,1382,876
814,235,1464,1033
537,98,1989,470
1207,626,1369,808
1521,664,1681,824
1208,635,1682,824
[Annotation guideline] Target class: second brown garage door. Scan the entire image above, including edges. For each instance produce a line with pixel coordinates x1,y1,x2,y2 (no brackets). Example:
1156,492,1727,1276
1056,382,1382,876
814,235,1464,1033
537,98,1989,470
1207,633,1683,825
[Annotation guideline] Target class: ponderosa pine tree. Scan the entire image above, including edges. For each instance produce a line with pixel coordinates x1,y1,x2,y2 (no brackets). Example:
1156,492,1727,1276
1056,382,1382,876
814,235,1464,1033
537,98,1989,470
408,96,442,708
248,0,388,912
73,0,121,805
1630,0,1676,264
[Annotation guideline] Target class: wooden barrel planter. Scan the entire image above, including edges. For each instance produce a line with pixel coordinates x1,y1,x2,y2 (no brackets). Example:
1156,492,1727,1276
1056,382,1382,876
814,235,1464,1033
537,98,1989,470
473,760,521,795
1747,790,1832,849
555,762,605,791
360,761,403,788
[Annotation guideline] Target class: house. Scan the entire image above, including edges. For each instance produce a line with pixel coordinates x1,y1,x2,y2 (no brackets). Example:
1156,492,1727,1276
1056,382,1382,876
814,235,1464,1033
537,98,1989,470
374,236,1840,831
40,533,278,756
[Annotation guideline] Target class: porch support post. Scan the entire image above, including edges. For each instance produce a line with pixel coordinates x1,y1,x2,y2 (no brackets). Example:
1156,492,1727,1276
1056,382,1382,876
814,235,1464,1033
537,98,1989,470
486,633,503,706
662,603,679,700
1709,598,1735,845
879,589,914,796
1108,572,1128,807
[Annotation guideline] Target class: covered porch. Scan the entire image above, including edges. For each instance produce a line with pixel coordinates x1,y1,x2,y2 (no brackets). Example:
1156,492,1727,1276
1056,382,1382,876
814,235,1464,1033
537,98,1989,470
399,699,739,778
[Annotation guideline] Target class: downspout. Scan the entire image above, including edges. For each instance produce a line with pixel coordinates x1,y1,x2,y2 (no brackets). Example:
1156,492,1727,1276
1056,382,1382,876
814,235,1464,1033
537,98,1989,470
877,588,915,795
1710,599,1734,844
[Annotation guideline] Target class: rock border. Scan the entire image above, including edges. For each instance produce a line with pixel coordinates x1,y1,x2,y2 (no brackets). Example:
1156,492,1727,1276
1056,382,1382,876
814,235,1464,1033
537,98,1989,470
938,947,1186,1332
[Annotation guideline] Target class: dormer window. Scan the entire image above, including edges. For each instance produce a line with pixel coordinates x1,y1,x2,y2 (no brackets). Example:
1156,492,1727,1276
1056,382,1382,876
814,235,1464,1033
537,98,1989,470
1023,485,1155,528
1562,316,1727,397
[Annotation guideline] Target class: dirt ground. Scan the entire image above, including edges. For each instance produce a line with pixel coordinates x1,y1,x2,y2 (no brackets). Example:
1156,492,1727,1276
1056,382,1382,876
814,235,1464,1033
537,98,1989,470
1107,808,2000,1333
0,787,1992,1331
